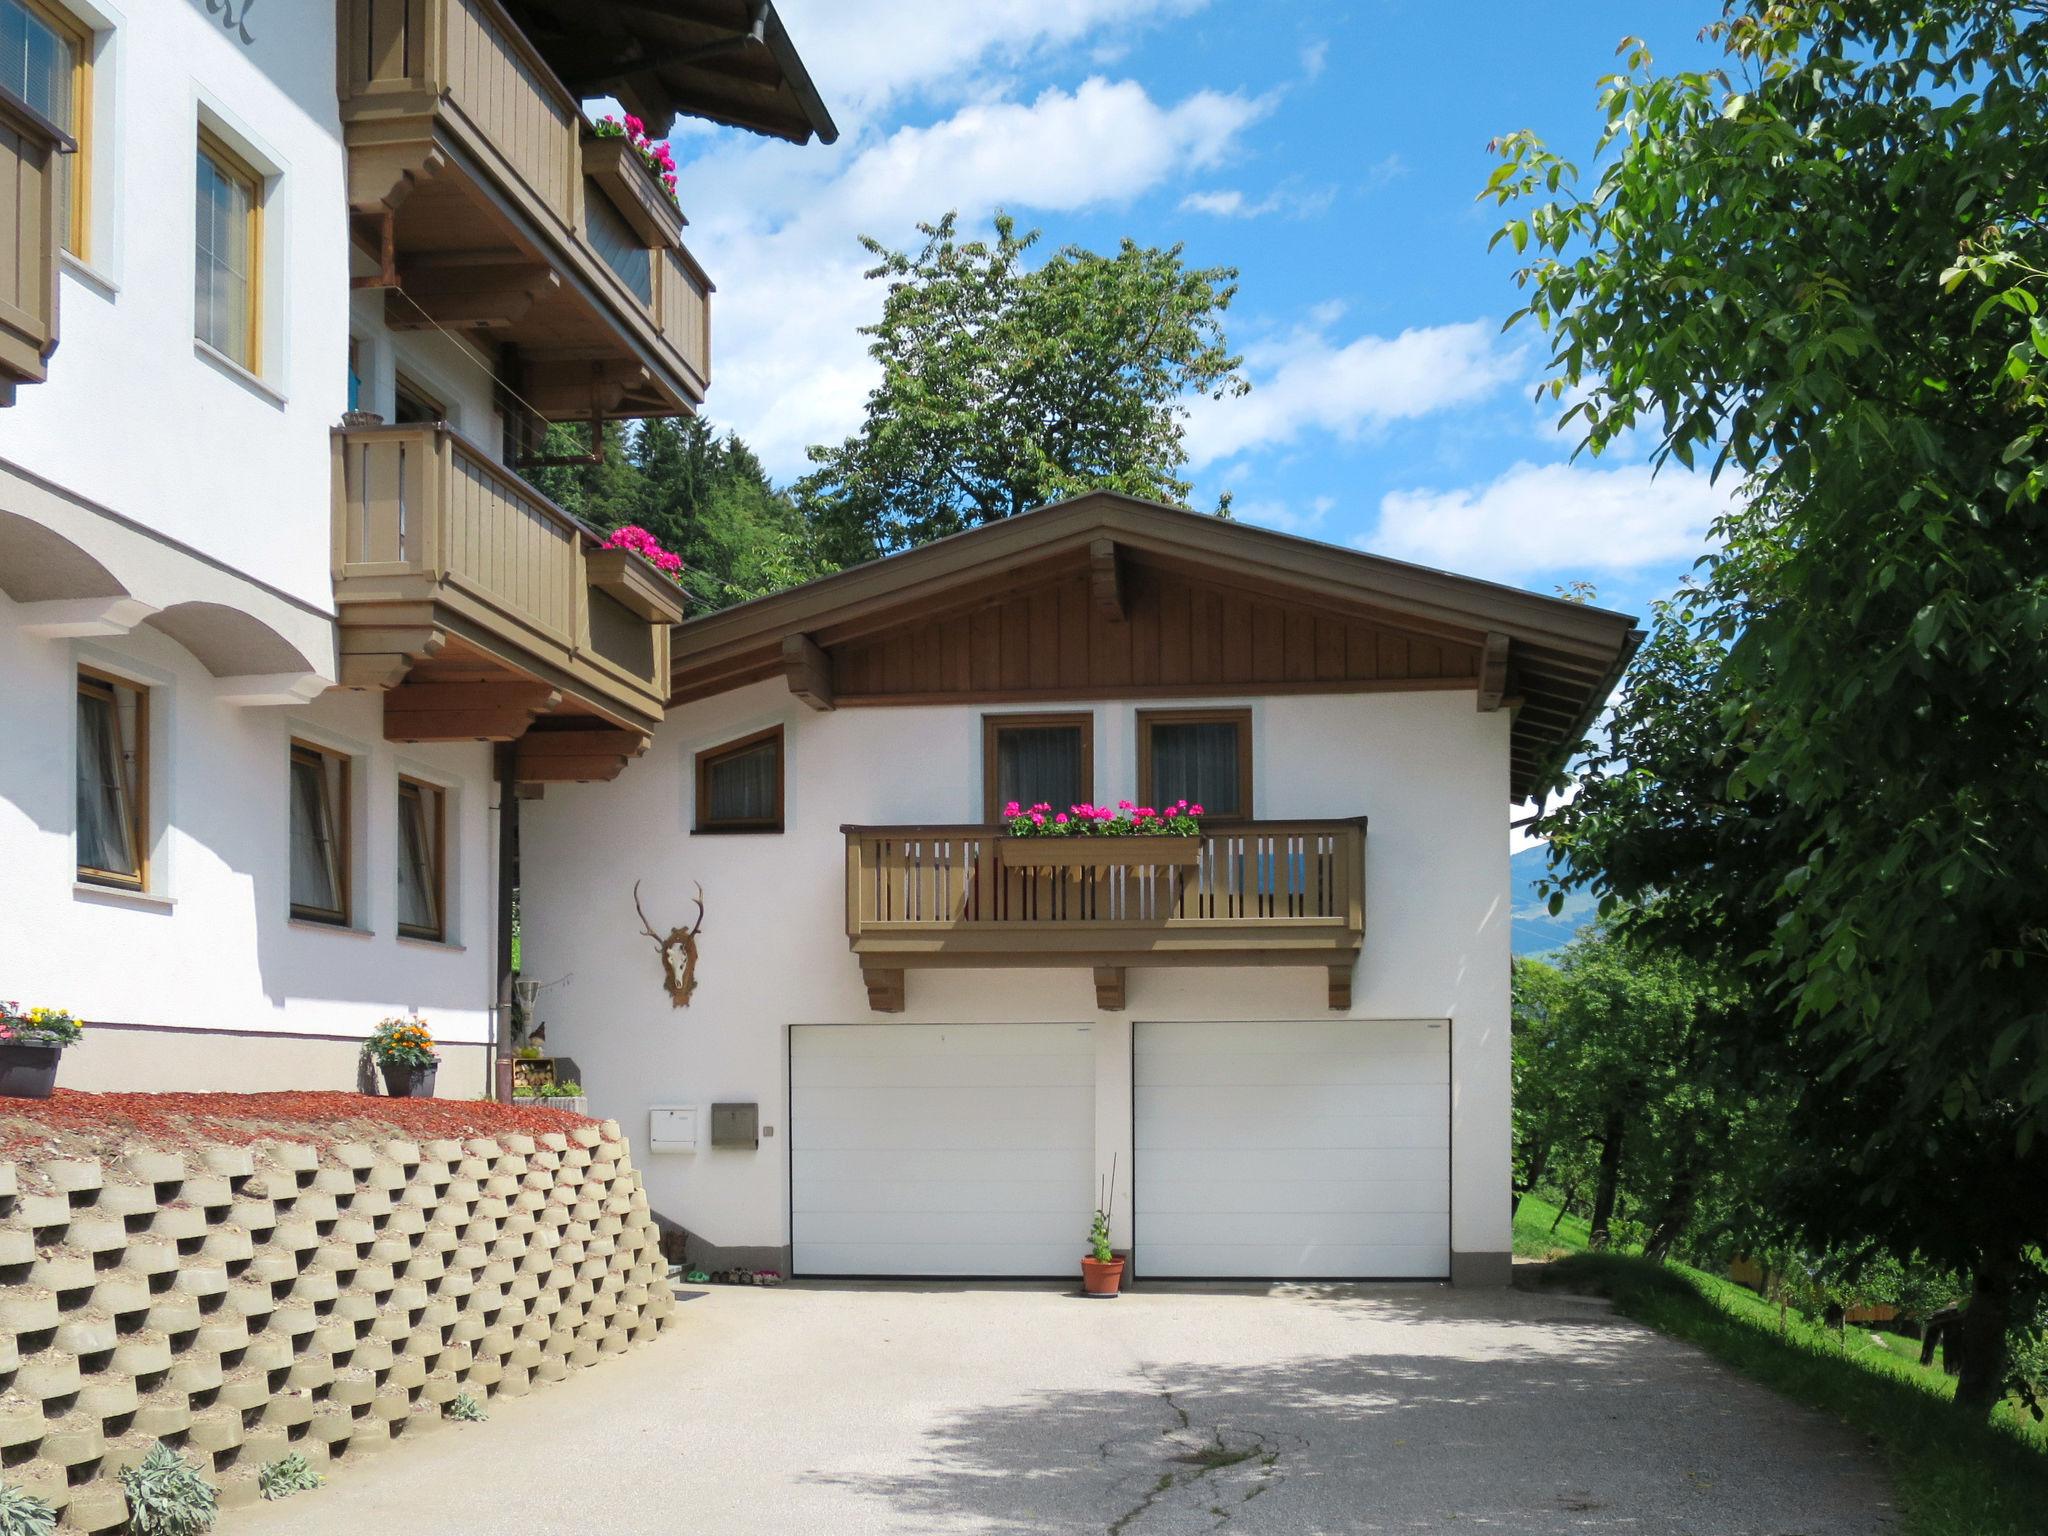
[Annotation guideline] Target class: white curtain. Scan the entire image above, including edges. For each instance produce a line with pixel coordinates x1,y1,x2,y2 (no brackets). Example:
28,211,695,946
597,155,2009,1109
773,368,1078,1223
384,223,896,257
707,741,779,822
397,785,440,934
289,754,341,916
1150,721,1240,814
76,689,138,878
995,725,1085,812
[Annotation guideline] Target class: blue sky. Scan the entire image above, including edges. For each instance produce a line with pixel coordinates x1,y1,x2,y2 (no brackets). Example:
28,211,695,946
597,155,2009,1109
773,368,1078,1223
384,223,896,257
663,0,1732,630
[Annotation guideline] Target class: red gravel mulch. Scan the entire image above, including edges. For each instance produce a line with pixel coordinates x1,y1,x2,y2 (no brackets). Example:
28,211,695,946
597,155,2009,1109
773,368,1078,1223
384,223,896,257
0,1090,605,1163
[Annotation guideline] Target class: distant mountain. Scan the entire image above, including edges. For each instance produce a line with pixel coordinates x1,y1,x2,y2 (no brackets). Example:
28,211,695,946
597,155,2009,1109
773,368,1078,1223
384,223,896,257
1511,843,1596,958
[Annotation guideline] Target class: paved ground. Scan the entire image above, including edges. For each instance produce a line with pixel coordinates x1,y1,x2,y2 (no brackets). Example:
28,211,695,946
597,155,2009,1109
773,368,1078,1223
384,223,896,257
235,1279,1894,1535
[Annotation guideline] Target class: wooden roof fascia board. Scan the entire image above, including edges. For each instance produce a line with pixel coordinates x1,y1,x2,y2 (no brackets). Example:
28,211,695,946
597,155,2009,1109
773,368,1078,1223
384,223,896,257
670,495,1634,677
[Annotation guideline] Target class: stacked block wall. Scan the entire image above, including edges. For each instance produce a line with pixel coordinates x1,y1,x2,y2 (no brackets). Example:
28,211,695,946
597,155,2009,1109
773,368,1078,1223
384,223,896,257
0,1122,675,1529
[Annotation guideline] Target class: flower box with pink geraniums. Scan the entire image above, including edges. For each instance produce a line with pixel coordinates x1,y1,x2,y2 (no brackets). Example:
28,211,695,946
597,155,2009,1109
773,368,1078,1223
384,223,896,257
587,524,689,624
586,114,682,240
994,800,1205,870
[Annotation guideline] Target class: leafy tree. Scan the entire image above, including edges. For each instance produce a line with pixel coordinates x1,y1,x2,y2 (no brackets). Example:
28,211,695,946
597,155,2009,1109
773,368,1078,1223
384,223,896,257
1490,0,2048,1414
1512,930,1745,1254
524,416,832,612
798,211,1247,559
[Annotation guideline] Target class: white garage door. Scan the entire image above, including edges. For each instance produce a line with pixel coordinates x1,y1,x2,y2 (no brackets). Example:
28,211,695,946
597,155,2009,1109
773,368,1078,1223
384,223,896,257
1135,1019,1450,1279
790,1023,1095,1276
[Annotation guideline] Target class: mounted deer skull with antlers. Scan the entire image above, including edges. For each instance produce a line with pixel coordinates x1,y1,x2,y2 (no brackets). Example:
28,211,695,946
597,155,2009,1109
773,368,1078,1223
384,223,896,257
633,880,705,1008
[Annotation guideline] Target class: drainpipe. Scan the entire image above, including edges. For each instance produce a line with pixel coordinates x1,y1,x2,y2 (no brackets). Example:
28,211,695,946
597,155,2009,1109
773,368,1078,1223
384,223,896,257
493,742,519,1102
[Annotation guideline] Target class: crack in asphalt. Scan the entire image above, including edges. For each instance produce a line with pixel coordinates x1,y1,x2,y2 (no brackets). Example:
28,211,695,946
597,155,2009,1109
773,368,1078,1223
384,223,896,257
1102,1380,1293,1534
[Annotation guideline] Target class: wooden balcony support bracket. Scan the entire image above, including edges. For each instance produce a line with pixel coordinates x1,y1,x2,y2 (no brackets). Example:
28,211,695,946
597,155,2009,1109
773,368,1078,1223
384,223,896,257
1090,538,1126,622
1327,962,1355,1012
514,728,651,784
388,265,561,332
350,205,400,290
383,681,563,743
1093,966,1127,1012
1476,631,1510,713
863,966,906,1014
782,633,834,711
337,626,448,691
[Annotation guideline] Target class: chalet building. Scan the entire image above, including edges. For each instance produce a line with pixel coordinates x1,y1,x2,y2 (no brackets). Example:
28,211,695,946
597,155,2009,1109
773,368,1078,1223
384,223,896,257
0,0,834,1090
523,497,1639,1284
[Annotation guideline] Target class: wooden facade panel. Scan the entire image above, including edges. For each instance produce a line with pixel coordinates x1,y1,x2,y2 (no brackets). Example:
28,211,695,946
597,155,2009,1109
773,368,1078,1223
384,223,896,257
820,558,1485,703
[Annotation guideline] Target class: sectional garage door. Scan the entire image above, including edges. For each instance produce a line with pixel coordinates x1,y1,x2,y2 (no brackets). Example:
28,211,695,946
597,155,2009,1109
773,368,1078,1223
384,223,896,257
1134,1019,1451,1279
790,1023,1095,1276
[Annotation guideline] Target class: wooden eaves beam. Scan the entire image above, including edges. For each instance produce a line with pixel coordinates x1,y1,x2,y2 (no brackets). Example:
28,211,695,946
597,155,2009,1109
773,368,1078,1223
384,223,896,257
782,633,834,710
1476,632,1510,712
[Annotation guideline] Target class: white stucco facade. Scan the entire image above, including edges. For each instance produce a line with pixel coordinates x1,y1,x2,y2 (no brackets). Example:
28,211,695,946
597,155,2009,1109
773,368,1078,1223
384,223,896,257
0,0,510,1077
521,681,1515,1279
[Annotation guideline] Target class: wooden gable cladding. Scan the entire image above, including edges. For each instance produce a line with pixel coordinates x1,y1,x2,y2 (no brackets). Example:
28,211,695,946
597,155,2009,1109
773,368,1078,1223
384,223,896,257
823,561,1483,705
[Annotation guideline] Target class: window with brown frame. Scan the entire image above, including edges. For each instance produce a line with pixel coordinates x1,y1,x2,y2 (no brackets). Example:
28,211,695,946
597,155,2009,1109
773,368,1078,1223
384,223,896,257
396,777,446,940
694,726,783,832
288,741,350,925
392,372,444,425
3,0,92,259
1137,708,1253,820
196,127,262,370
983,712,1092,820
75,668,145,887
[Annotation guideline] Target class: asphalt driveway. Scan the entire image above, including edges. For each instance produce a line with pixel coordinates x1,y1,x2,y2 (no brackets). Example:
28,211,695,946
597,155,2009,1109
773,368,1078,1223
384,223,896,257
234,1279,1893,1535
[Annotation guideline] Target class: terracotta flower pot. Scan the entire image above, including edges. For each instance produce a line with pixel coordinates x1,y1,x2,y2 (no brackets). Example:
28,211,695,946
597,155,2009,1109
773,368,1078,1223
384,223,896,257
0,1042,62,1100
1080,1255,1125,1297
379,1061,438,1099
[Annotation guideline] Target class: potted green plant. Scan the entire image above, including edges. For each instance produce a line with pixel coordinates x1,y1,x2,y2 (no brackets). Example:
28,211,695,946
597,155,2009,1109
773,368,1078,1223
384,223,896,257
1081,1160,1125,1297
1081,1206,1124,1297
367,1015,438,1098
0,1001,83,1100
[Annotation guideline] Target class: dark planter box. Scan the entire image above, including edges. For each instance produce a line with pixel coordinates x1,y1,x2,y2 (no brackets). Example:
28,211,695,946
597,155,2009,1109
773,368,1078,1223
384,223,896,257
379,1061,438,1099
0,1042,62,1100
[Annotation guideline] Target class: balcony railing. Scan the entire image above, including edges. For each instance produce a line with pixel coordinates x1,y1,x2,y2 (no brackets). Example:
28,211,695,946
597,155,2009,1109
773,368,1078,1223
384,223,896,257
843,819,1367,1011
0,87,72,405
331,422,682,723
339,0,710,401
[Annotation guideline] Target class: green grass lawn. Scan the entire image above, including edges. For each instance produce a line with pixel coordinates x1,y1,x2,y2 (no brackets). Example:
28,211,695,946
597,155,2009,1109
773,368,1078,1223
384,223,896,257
1512,1195,2048,1535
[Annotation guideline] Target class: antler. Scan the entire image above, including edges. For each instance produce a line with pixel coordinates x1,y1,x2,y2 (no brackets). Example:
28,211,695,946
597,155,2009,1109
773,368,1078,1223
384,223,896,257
689,882,706,936
632,880,664,944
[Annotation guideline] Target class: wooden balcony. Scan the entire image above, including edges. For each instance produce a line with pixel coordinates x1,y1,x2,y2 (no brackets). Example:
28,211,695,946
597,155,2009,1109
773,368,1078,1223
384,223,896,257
332,422,686,779
844,819,1367,1011
339,0,711,417
0,87,72,406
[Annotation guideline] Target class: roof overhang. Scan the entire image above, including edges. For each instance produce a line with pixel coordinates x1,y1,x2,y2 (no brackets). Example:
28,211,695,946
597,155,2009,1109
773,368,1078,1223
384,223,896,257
503,0,839,146
671,492,1643,804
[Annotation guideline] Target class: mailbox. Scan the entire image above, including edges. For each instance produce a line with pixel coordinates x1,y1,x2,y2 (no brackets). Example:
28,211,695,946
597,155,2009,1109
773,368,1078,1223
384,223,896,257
710,1102,759,1149
648,1106,698,1153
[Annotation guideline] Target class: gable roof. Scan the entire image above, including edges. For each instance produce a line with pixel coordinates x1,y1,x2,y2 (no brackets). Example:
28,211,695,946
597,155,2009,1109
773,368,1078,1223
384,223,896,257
671,492,1642,802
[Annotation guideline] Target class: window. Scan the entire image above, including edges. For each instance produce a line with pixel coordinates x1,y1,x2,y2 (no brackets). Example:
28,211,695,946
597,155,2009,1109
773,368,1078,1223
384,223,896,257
396,777,445,940
196,129,261,370
983,713,1092,820
1138,708,1253,819
694,726,783,832
75,668,145,887
1,0,89,258
288,742,350,924
392,373,443,425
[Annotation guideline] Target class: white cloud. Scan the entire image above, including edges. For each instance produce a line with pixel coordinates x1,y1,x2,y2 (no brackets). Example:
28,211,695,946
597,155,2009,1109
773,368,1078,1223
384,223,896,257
775,0,1210,123
1178,179,1335,219
678,76,1270,474
1368,460,1733,583
1300,40,1329,80
1183,317,1521,468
